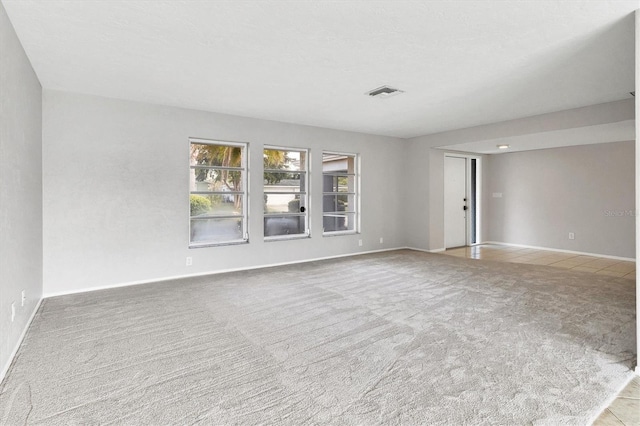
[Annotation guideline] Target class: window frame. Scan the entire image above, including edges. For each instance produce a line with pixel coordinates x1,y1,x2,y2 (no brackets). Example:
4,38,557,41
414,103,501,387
263,145,310,241
189,138,249,248
322,151,360,236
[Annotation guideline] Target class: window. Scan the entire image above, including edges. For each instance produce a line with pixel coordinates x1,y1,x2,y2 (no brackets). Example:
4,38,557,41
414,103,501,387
323,152,358,234
189,139,248,246
264,147,309,239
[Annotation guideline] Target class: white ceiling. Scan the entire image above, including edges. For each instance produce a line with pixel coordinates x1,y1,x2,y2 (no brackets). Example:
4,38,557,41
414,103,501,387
2,0,638,139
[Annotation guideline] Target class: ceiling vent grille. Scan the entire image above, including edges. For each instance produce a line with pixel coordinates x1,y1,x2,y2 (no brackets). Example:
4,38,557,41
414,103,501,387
366,85,404,99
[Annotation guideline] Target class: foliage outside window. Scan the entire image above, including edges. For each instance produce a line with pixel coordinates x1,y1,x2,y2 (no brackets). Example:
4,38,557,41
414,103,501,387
189,139,248,246
264,147,309,239
323,152,358,234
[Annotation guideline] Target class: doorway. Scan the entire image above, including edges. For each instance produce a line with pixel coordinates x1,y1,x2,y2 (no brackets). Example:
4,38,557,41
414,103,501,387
444,154,480,248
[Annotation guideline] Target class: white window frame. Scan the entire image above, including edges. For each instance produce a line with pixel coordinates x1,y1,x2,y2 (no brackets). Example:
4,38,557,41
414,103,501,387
189,138,249,247
263,145,310,241
322,151,360,236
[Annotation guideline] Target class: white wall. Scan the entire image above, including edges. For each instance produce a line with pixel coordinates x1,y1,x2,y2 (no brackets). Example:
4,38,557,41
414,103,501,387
42,90,406,296
484,141,635,258
0,1,43,380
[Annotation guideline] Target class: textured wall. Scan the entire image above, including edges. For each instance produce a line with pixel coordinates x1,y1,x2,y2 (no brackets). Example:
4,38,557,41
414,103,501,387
0,1,43,380
43,90,406,296
485,141,635,258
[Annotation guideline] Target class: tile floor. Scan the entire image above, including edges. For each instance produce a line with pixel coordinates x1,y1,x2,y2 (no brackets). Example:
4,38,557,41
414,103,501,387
442,244,638,425
443,244,636,280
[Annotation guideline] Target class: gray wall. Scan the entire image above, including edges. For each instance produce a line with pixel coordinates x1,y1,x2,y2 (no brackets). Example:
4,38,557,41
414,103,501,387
402,140,430,250
43,90,406,296
484,141,635,258
0,1,43,379
402,144,446,251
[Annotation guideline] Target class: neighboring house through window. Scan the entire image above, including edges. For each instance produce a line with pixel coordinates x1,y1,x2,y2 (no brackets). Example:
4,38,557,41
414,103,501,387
189,138,248,246
264,146,309,239
323,152,359,234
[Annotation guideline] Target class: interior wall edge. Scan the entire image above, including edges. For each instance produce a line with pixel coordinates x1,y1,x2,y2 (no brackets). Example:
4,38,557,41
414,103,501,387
634,7,640,375
0,298,42,385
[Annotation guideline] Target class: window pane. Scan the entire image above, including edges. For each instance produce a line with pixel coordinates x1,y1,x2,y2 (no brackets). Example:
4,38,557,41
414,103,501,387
190,217,243,244
264,149,305,171
190,194,243,216
322,194,354,212
323,212,356,232
191,168,244,192
190,143,243,168
264,216,306,237
264,171,305,189
322,174,354,192
264,193,306,214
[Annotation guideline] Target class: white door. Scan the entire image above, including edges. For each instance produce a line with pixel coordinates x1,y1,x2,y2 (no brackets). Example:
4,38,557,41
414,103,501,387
444,156,467,248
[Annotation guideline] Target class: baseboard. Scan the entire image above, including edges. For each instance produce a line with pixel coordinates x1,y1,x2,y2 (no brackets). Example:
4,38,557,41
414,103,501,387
0,297,42,385
482,241,635,262
44,247,406,299
402,247,446,254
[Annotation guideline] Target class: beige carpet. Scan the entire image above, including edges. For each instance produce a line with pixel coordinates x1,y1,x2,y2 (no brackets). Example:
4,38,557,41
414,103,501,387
0,250,636,425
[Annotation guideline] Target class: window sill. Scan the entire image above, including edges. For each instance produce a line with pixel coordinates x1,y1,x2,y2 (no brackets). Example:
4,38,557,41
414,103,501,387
189,239,249,249
264,234,311,242
323,231,358,237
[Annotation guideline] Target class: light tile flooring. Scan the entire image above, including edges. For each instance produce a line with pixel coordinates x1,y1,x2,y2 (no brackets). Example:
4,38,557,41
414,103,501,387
442,244,638,425
444,244,636,280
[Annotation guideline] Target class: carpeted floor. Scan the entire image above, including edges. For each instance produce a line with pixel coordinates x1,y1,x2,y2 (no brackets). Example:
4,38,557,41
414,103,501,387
0,250,636,425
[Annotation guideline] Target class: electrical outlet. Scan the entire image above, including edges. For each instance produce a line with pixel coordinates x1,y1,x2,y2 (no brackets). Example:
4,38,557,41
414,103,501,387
21,290,25,307
569,232,575,240
186,257,193,266
358,239,363,247
11,303,15,322
379,237,384,244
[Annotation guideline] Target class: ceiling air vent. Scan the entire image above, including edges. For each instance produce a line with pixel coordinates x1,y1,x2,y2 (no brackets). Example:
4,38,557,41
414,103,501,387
366,85,404,99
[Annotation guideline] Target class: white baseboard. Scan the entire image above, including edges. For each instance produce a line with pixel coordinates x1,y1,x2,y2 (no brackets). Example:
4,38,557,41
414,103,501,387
44,247,406,299
402,247,446,254
0,297,42,385
482,241,635,262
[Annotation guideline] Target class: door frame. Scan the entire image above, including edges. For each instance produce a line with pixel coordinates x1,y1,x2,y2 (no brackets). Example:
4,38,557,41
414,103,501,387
444,153,482,246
